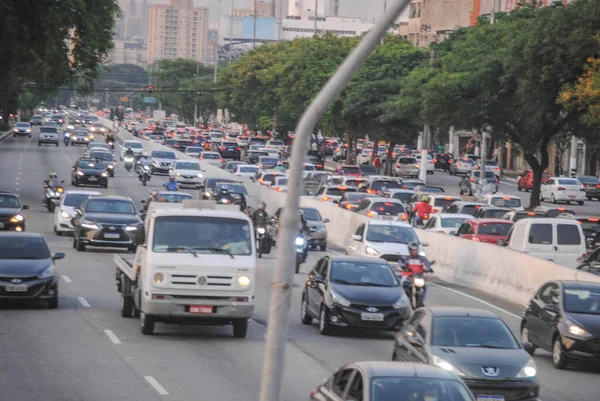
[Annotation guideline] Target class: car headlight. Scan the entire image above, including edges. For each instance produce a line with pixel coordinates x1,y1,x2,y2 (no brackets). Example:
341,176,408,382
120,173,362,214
295,237,306,246
176,172,181,176
13,128,18,131
60,210,71,218
196,173,203,178
38,265,55,279
431,355,465,376
153,161,160,166
81,220,99,229
125,225,138,231
26,129,31,132
393,296,409,309
205,191,211,197
238,275,250,287
365,246,379,256
568,324,590,337
101,172,108,177
413,278,426,288
330,290,351,307
84,137,89,141
10,214,24,223
516,358,537,378
154,273,164,284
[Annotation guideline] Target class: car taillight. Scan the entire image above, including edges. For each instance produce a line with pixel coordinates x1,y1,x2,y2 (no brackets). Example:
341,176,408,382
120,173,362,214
236,173,241,176
275,187,283,192
367,211,373,218
367,189,377,194
494,178,499,183
448,160,453,164
401,213,408,221
316,164,322,168
432,208,438,213
236,147,241,151
470,178,476,183
322,196,330,201
219,147,225,150
345,204,357,209
596,184,600,188
434,159,438,163
557,187,566,191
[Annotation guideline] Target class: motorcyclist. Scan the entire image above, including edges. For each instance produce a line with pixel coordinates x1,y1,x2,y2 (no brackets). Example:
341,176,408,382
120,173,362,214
214,185,235,204
163,174,179,191
146,189,159,205
411,195,433,227
43,173,62,204
397,243,434,302
124,146,134,158
251,202,269,227
298,210,310,262
106,129,115,143
136,152,152,180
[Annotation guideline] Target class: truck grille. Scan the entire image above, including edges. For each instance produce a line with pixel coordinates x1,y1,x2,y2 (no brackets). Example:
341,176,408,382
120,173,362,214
169,274,234,288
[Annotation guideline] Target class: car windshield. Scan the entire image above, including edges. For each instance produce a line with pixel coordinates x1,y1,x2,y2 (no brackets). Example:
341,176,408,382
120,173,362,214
366,225,418,244
345,193,372,202
391,192,413,204
217,184,247,195
77,160,104,169
303,164,316,171
578,176,599,184
326,187,357,196
90,152,113,161
371,181,402,191
580,220,600,234
125,142,143,149
360,165,379,174
206,179,232,189
260,157,279,164
85,199,135,214
0,237,51,260
490,197,522,208
157,193,194,203
434,198,459,208
0,194,20,208
477,222,512,236
558,179,581,186
186,148,202,153
341,166,361,174
223,142,237,147
275,178,288,186
152,151,175,159
176,162,200,171
418,187,444,193
371,377,473,401
441,217,471,228
269,141,284,146
370,202,406,215
458,205,481,216
330,261,399,287
89,144,110,151
300,208,321,221
203,153,220,159
63,193,94,207
153,216,251,255
240,166,259,173
432,316,519,349
484,209,510,219
40,127,58,133
564,287,600,315
15,123,29,128
473,171,496,179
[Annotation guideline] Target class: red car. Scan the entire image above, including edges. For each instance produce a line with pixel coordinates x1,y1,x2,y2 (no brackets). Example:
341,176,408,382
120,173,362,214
455,218,514,244
517,169,551,191
334,165,362,177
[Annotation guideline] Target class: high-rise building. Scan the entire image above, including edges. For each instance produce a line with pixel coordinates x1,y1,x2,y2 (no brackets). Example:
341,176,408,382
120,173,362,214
146,0,209,64
116,0,148,41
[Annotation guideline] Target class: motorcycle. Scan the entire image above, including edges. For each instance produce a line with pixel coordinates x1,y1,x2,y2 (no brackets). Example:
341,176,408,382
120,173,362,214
411,211,430,228
107,139,115,150
255,225,272,259
63,133,71,146
124,155,134,171
139,165,151,186
43,181,64,212
400,261,435,309
295,236,306,274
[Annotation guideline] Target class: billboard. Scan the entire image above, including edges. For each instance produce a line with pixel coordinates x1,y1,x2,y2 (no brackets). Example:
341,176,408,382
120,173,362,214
241,17,277,41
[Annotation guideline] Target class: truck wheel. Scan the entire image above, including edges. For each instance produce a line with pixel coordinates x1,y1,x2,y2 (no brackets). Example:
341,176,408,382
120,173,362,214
140,312,155,335
120,296,134,318
232,319,248,338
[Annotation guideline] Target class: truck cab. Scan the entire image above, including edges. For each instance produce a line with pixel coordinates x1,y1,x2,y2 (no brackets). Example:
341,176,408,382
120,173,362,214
115,200,256,337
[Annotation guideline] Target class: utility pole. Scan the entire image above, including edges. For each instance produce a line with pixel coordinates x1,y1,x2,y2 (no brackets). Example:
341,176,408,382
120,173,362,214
253,0,257,48
314,0,318,34
418,49,436,182
448,126,455,155
193,62,200,127
258,1,410,401
479,131,487,185
228,0,235,64
278,0,283,41
214,0,221,83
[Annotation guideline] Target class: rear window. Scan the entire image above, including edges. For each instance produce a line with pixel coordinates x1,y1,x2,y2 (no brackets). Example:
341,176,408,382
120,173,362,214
547,209,575,217
263,174,280,182
461,205,482,216
326,187,357,196
341,167,361,174
418,187,444,193
345,193,372,202
240,166,259,173
303,164,316,171
434,198,459,208
490,197,522,208
223,142,237,147
125,142,143,149
477,223,512,236
399,158,417,164
360,165,379,174
558,179,581,186
344,179,364,187
203,153,220,159
578,176,599,184
260,157,279,164
371,181,402,191
515,212,546,222
529,223,553,244
41,127,58,133
473,171,496,179
392,192,413,204
370,202,406,215
557,224,582,245
441,217,470,228
579,219,600,236
485,209,510,219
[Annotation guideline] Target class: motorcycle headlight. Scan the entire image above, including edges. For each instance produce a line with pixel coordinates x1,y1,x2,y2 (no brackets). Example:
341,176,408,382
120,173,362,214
220,199,229,204
418,250,426,257
515,358,537,378
413,278,426,288
10,214,24,223
238,275,250,287
107,164,114,169
295,237,305,246
143,166,150,170
205,192,211,197
256,227,266,234
81,220,99,230
431,355,465,377
330,290,351,307
125,225,138,231
38,265,55,279
365,246,379,256
393,296,409,309
53,191,61,197
60,210,71,218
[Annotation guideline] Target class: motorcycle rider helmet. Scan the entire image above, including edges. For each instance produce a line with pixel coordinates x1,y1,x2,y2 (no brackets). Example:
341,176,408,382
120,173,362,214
259,201,266,210
142,152,149,158
408,243,419,255
220,185,229,194
420,195,430,203
150,189,159,198
49,172,58,179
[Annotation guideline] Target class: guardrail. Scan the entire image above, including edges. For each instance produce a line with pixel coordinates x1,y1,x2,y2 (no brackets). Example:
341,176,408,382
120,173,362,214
106,118,600,306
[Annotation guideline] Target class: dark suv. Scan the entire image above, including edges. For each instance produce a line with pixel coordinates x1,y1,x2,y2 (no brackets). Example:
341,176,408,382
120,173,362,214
433,153,452,171
219,141,242,160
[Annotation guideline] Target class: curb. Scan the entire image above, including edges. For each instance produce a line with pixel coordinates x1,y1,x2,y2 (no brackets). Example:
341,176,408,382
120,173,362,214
0,131,11,143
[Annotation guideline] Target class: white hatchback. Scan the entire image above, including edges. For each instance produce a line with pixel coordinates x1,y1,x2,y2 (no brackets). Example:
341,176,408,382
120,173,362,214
170,160,203,188
540,177,586,206
54,190,101,235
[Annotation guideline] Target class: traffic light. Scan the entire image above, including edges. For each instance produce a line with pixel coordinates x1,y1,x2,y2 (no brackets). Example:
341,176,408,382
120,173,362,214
148,85,153,93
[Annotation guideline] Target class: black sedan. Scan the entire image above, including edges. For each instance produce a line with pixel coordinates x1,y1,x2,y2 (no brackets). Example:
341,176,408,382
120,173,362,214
301,256,411,335
88,150,116,177
0,233,64,308
71,158,109,188
219,141,242,160
434,153,453,171
72,196,142,252
577,175,600,200
393,307,539,401
0,191,29,232
310,361,475,401
521,280,600,369
201,177,234,200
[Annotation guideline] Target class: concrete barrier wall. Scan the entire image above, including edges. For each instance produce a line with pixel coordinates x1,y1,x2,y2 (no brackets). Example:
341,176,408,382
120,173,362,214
106,118,600,306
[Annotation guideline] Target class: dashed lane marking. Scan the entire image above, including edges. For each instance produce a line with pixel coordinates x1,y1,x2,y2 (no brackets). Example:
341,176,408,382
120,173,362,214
62,275,72,283
77,296,91,308
145,376,169,395
104,329,122,345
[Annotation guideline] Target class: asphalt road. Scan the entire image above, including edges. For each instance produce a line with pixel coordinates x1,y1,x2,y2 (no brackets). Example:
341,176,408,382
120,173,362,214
1,129,598,401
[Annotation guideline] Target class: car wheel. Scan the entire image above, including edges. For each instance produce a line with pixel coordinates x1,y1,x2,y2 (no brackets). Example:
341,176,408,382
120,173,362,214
578,201,584,206
75,238,86,252
517,184,521,191
55,142,59,147
551,193,557,204
552,335,568,369
38,142,41,146
539,192,544,202
140,312,155,335
47,295,59,309
320,243,327,252
587,196,592,200
319,305,333,336
13,134,16,137
520,324,536,355
120,296,134,318
301,294,313,325
232,319,248,338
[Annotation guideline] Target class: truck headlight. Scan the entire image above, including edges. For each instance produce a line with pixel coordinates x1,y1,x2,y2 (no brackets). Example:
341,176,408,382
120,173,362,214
238,276,250,287
154,273,164,284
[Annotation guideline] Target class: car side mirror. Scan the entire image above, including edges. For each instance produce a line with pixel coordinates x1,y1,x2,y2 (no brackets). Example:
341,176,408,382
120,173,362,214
73,208,82,214
402,280,412,289
497,238,507,247
52,252,65,261
543,304,558,313
323,218,330,223
351,234,362,241
421,241,429,247
22,205,30,210
522,342,535,355
311,274,325,284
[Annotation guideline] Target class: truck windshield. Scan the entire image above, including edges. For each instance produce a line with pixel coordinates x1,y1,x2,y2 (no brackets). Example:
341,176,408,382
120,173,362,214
153,216,252,255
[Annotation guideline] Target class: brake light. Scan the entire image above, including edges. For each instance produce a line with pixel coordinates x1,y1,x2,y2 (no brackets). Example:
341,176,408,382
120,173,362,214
236,147,241,151
401,213,408,221
589,218,599,222
236,173,241,176
596,184,600,188
448,160,453,164
432,208,439,213
527,212,535,216
367,189,377,194
423,213,429,219
396,164,401,168
275,187,283,192
219,157,224,162
557,187,566,191
470,178,476,183
580,188,586,192
345,204,358,209
316,164,322,168
322,196,330,201
502,197,511,200
472,237,481,242
367,211,373,218
415,164,420,168
434,159,438,163
339,186,348,190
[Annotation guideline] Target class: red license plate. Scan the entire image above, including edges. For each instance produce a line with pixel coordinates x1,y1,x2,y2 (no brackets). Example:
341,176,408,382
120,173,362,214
569,195,576,199
189,305,213,314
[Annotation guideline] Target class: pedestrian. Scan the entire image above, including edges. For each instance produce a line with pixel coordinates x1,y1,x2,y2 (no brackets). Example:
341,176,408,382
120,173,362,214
373,155,382,173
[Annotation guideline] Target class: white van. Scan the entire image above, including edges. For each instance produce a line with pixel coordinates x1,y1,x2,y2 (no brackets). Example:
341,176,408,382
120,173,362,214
499,218,585,267
115,200,255,337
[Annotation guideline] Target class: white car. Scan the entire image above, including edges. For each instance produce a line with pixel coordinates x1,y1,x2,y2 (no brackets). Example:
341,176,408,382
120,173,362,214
475,160,502,177
170,160,203,188
302,163,317,178
38,126,60,146
184,146,203,158
269,176,288,192
382,189,415,206
423,213,474,235
358,148,373,164
54,190,101,235
540,177,586,205
233,164,261,179
258,148,281,158
346,220,428,261
266,140,285,151
120,140,144,160
415,154,435,175
200,151,223,167
355,197,409,222
478,194,524,211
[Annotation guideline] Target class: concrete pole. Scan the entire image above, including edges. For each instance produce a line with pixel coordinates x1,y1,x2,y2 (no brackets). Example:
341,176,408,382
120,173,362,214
214,0,221,83
491,0,496,24
258,1,411,401
480,132,487,184
419,126,429,182
569,135,578,176
278,0,283,41
314,0,318,34
228,0,234,63
448,127,455,155
253,0,257,48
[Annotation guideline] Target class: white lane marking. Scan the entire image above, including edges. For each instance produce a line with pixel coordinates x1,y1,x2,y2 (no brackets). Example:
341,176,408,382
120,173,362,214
62,275,72,283
77,296,91,308
145,376,169,395
429,282,521,319
104,329,122,345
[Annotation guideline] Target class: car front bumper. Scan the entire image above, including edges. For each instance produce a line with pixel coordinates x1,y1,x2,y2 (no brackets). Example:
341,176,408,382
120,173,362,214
559,334,600,363
462,378,540,401
74,176,108,186
152,164,174,174
178,176,202,187
328,303,410,330
0,277,58,301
